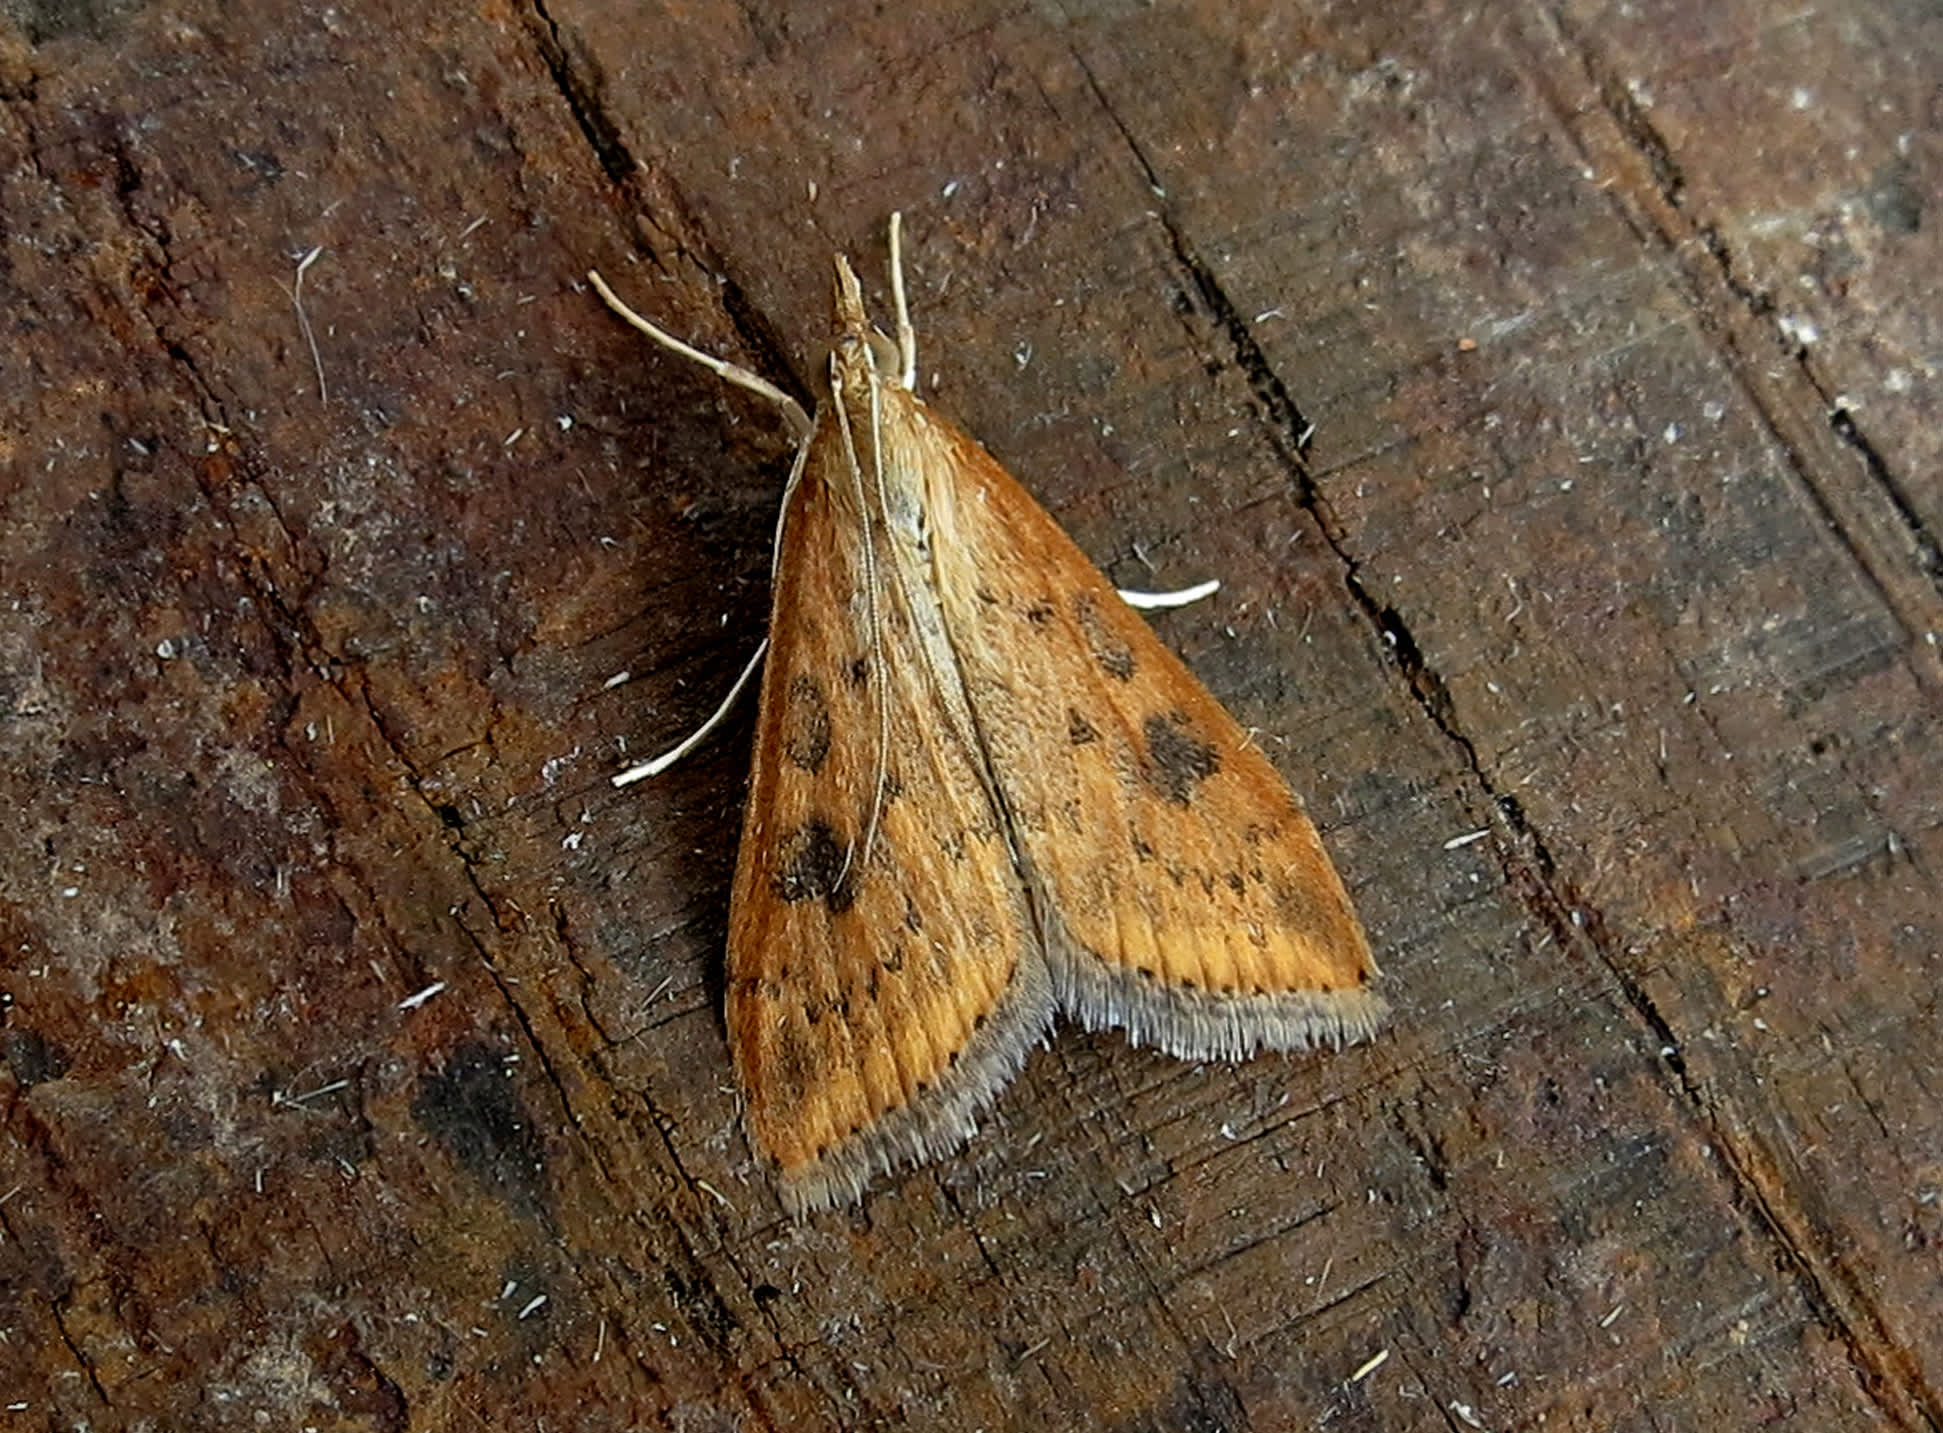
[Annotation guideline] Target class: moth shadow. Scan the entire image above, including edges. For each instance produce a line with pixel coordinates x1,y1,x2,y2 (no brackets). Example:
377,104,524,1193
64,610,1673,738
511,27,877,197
581,361,792,1039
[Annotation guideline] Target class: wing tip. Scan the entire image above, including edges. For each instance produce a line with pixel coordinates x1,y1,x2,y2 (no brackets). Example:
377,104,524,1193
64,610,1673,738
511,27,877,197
766,956,1057,1219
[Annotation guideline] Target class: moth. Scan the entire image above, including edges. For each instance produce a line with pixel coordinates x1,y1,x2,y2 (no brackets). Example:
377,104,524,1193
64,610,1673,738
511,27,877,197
593,216,1382,1215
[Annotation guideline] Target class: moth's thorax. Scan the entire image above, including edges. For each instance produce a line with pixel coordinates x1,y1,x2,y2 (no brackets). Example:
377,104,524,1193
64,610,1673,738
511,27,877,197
809,372,933,556
820,327,904,407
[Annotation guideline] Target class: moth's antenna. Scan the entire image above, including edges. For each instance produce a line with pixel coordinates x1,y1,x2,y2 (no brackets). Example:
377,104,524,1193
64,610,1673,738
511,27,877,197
887,213,918,391
828,358,893,894
587,270,813,441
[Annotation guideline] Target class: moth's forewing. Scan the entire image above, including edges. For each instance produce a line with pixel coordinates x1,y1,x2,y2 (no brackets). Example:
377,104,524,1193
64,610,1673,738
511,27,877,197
887,396,1383,1056
725,394,1054,1215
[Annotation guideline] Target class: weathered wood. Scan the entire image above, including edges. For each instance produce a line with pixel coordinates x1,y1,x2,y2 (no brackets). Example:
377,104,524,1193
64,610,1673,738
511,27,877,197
2,0,1937,1428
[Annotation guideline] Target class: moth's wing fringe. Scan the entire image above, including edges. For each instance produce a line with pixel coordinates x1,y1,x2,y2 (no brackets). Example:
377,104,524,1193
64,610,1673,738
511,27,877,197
1049,939,1387,1060
773,952,1056,1217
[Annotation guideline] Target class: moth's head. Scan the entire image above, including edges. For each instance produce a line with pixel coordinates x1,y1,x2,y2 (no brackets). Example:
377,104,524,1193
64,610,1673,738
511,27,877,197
823,253,904,400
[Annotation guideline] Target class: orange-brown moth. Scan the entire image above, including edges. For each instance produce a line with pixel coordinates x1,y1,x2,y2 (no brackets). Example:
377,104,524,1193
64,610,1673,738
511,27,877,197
593,216,1382,1215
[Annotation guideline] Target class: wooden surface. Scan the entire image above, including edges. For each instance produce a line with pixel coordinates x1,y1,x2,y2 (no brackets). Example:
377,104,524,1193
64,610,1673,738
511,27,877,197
2,1,1939,1428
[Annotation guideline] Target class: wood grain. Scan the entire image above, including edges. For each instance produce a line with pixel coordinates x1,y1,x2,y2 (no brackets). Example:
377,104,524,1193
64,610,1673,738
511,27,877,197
1,0,1937,1427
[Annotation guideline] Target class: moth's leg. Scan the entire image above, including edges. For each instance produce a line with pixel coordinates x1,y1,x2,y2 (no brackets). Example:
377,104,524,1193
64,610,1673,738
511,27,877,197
609,423,813,786
587,269,813,440
612,638,768,788
1116,579,1222,610
887,212,918,391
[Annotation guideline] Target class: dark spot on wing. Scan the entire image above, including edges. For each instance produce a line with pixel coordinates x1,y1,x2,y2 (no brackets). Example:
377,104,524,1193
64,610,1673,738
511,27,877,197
773,1018,815,1095
1074,592,1135,681
774,819,855,913
1272,875,1329,934
1143,711,1220,805
848,656,870,687
782,674,831,773
1025,600,1055,626
1067,708,1099,745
